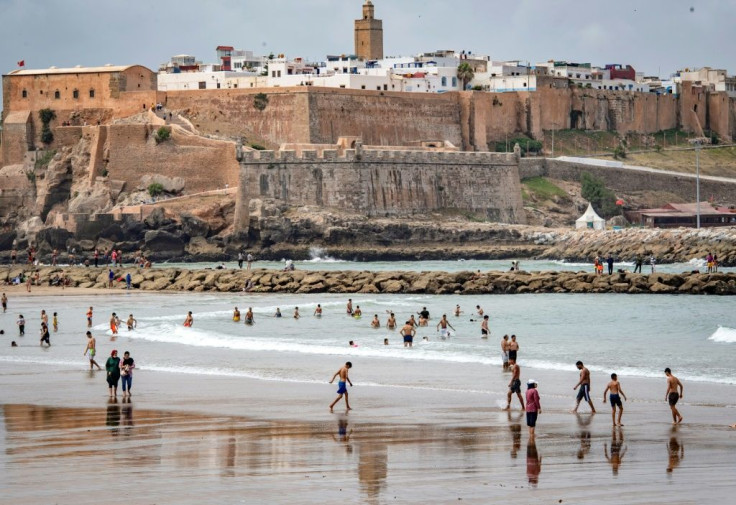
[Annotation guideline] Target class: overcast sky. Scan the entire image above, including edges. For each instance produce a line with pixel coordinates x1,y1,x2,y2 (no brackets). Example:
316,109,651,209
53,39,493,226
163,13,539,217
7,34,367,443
1,0,734,88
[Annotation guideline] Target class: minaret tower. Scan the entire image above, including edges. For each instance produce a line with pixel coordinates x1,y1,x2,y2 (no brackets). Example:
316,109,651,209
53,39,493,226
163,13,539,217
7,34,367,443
354,1,384,60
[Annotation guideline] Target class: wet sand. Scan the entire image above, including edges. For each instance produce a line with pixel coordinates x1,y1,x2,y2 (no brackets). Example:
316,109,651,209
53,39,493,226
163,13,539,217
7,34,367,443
1,359,735,505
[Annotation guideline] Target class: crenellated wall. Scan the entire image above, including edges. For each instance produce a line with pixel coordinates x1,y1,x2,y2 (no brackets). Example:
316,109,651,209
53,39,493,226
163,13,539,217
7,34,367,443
235,148,526,232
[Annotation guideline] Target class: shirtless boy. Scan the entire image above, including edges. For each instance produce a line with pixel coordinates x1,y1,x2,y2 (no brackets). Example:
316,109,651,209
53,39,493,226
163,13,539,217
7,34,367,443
84,331,102,370
314,304,323,317
436,314,455,339
86,306,93,328
664,368,684,424
573,361,596,413
602,373,627,426
400,321,416,348
371,315,380,328
508,335,519,361
505,358,525,410
501,335,510,369
329,362,353,412
110,313,119,335
126,314,137,330
481,315,490,339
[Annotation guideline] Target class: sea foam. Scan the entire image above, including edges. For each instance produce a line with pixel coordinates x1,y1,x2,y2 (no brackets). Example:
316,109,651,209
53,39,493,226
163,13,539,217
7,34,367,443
709,326,736,343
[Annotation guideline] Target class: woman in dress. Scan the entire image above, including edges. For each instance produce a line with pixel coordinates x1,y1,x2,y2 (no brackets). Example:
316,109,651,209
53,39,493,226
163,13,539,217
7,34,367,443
106,350,121,397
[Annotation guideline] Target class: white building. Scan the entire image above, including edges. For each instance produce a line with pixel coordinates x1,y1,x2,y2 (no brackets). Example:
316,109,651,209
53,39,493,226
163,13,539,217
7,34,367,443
158,71,265,91
678,67,736,97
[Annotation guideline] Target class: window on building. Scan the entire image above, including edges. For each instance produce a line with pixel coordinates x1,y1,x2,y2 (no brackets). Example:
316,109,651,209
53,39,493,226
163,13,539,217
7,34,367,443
73,89,79,99
452,77,457,87
277,70,282,78
217,83,221,89
54,90,60,99
22,89,27,98
233,84,238,88
377,86,381,90
441,77,447,86
523,82,527,87
383,84,388,91
89,89,95,98
198,81,206,89
361,85,366,89
694,104,698,112
340,85,346,88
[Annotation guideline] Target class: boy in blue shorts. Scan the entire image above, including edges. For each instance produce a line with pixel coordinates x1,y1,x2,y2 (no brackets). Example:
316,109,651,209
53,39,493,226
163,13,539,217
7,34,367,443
603,373,627,426
329,362,353,413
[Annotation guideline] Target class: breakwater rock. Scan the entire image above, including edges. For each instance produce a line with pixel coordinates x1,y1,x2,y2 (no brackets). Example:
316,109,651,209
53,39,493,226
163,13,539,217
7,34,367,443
3,267,735,295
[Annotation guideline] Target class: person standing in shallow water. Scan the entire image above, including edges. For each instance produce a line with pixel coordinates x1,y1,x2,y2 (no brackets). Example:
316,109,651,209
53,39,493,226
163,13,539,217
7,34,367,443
84,331,102,370
665,368,684,424
106,350,121,397
603,373,627,426
525,380,541,440
329,361,353,413
120,351,135,397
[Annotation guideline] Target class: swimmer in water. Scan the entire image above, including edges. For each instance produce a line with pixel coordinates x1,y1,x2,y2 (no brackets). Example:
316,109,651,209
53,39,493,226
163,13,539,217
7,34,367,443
274,308,282,318
314,304,322,317
126,314,137,330
386,312,396,330
183,311,193,327
294,307,300,319
233,307,241,322
371,314,380,328
353,306,362,318
245,307,254,325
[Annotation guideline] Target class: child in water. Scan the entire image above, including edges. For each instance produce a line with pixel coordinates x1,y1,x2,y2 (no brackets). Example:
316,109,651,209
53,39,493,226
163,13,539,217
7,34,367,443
183,311,193,327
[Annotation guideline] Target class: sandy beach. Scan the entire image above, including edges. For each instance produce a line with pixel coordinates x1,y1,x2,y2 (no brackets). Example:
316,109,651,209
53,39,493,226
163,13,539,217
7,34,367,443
1,290,735,504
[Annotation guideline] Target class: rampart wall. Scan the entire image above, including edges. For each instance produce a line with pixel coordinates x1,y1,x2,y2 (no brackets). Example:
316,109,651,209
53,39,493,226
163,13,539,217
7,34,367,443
235,148,526,232
102,124,240,194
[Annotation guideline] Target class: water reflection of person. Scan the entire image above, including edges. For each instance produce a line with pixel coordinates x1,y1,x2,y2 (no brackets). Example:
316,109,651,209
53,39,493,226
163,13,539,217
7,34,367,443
604,428,627,475
508,411,522,459
526,440,542,487
106,397,121,436
666,435,684,474
121,396,134,434
333,417,353,446
575,413,592,460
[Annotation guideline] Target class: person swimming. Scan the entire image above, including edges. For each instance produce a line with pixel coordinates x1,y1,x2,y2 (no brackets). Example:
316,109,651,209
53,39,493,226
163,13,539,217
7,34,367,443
183,311,193,327
245,307,254,325
233,307,241,322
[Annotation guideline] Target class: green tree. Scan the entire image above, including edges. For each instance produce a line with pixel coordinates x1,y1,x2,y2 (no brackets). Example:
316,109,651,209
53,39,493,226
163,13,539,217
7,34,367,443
148,182,164,197
457,62,475,90
581,172,618,218
39,108,56,145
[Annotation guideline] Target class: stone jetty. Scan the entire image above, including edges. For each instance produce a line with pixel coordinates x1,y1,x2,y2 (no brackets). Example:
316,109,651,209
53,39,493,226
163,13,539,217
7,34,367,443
2,266,735,295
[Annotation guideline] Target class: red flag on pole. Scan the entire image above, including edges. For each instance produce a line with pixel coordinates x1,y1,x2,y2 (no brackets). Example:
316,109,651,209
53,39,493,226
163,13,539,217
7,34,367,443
17,60,25,67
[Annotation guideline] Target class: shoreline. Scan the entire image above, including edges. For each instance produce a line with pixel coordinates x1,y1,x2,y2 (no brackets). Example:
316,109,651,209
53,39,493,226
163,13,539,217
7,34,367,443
2,265,735,295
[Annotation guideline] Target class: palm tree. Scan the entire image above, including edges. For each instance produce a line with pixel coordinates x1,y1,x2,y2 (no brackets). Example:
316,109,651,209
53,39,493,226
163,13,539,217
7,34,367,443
457,62,475,90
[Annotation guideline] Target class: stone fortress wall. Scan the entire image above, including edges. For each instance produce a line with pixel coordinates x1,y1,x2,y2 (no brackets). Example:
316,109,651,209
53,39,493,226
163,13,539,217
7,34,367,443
235,147,526,232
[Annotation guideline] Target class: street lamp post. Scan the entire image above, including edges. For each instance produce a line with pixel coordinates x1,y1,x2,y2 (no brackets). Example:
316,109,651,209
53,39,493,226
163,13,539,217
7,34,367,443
695,143,701,229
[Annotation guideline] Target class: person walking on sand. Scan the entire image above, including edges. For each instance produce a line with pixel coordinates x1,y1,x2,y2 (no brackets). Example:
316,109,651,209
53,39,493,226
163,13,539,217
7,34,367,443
436,314,455,339
603,373,627,426
120,351,135,397
573,361,596,413
2,293,7,313
84,331,102,370
183,311,193,327
87,306,93,328
505,359,525,410
665,368,684,424
40,309,49,327
400,320,416,348
526,380,541,440
52,312,58,332
501,335,510,370
106,350,121,397
17,314,25,336
329,361,353,413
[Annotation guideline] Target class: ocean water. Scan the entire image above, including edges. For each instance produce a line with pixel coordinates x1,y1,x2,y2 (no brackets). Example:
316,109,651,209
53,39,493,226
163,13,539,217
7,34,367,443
1,291,734,390
158,254,734,274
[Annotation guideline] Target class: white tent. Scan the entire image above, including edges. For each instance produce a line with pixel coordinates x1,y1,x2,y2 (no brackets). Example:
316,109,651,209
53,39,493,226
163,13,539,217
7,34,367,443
575,203,606,230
